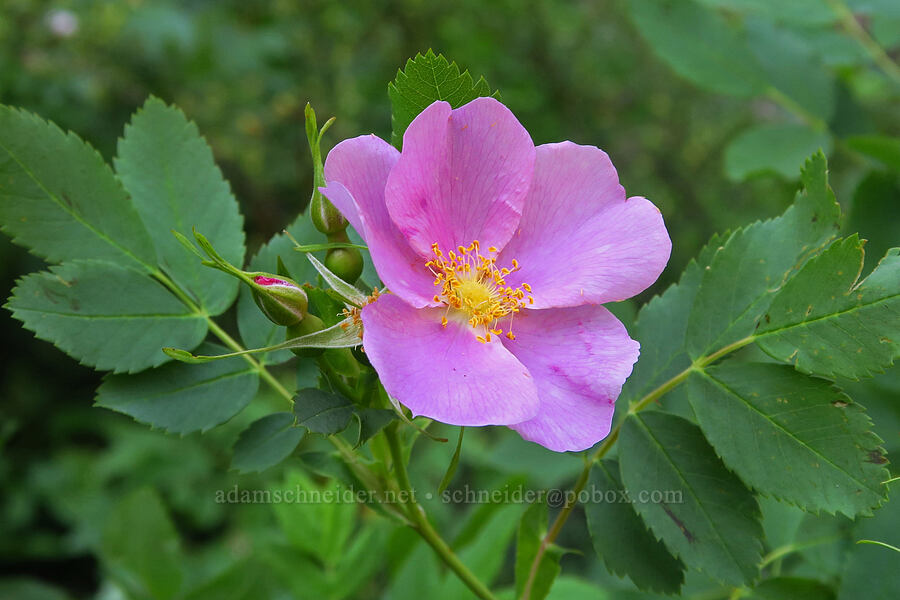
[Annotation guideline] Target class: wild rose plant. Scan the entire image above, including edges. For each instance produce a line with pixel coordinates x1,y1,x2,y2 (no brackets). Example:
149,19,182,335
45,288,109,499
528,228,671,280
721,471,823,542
1,51,895,600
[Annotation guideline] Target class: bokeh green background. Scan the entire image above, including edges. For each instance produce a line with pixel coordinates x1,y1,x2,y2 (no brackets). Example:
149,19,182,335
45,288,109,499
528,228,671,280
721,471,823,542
1,1,898,598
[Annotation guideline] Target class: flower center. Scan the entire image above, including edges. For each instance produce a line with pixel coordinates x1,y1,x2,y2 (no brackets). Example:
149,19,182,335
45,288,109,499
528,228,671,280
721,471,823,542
425,240,533,343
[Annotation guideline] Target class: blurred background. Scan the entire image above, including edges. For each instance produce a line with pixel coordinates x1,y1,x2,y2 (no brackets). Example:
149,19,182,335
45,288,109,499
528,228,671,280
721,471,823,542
1,1,898,598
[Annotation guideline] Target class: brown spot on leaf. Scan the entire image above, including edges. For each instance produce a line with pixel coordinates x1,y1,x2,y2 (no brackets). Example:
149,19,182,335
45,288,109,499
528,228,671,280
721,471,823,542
867,451,887,465
661,504,694,542
832,400,849,408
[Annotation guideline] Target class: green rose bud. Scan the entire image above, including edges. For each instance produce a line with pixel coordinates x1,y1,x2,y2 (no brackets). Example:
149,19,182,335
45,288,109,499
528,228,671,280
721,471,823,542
251,275,308,326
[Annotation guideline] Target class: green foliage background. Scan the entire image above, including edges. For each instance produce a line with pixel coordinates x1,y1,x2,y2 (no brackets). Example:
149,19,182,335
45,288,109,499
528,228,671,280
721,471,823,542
1,0,898,598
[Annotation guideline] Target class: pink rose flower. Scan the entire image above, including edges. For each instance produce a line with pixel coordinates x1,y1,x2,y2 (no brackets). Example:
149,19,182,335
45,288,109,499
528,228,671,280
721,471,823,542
321,98,670,451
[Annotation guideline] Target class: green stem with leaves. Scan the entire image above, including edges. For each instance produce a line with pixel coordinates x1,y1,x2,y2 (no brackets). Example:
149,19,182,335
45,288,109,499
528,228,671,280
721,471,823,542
385,424,499,600
521,336,755,600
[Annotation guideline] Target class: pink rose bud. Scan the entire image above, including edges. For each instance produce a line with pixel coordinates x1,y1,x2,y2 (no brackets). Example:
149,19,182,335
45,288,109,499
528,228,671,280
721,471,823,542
251,275,308,326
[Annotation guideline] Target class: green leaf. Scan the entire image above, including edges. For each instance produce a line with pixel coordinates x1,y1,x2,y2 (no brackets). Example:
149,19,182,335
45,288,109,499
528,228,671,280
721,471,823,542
231,412,305,473
353,408,396,447
293,388,354,435
618,411,764,585
687,152,841,359
695,0,838,25
95,343,259,434
837,499,900,600
438,426,465,494
689,362,888,516
846,135,900,171
585,460,685,593
627,0,767,97
238,214,324,365
745,19,835,122
756,237,900,378
847,171,900,273
115,97,246,315
0,105,156,271
748,577,836,600
621,231,726,404
388,49,500,148
100,488,183,600
273,469,357,566
514,502,562,600
0,579,71,600
438,503,522,600
7,260,207,373
724,124,832,181
182,561,260,600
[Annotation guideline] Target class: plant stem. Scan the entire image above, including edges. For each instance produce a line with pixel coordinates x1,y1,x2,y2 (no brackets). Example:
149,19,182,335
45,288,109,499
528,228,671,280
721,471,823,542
384,425,499,600
521,336,755,599
827,0,900,86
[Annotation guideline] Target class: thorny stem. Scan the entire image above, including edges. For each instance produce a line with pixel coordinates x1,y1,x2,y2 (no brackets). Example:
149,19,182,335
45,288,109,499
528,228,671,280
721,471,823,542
521,336,755,600
385,424,500,600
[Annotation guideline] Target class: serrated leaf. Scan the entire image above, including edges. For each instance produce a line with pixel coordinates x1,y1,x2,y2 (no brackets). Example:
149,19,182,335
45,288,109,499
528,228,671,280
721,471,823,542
622,232,726,404
231,412,304,474
238,215,325,365
514,502,562,600
0,105,156,271
101,488,183,600
585,460,685,593
115,97,246,315
724,124,832,181
619,411,764,586
293,388,354,435
7,260,207,373
95,343,259,434
388,49,499,148
627,0,767,97
687,152,841,359
756,237,899,378
689,362,887,517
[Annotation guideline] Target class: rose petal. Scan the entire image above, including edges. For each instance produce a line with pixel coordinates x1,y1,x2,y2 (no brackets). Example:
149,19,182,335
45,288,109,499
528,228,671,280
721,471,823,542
499,142,671,308
362,293,540,426
321,135,436,307
385,98,535,257
503,304,640,452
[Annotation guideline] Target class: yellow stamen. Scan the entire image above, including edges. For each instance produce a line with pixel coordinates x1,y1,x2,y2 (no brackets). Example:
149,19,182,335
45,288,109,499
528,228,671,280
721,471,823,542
425,241,532,343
